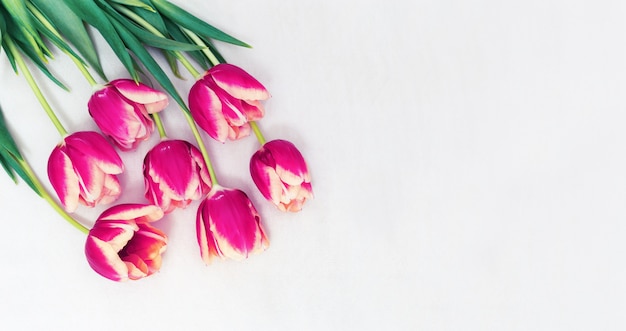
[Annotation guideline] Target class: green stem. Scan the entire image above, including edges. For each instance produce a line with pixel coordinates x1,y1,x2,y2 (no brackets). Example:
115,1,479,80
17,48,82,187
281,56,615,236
19,158,89,234
184,112,218,186
180,27,220,66
250,121,266,145
152,112,167,138
27,2,98,86
5,37,68,137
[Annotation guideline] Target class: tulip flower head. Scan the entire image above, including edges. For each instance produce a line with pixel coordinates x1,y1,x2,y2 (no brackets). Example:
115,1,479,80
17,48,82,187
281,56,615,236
250,139,313,212
88,79,169,150
196,186,269,263
143,139,212,213
85,204,167,282
48,131,124,213
189,63,270,143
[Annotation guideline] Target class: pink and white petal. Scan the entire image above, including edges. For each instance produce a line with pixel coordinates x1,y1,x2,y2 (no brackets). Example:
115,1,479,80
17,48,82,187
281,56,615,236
147,141,195,197
209,64,270,101
122,254,149,280
211,85,247,126
66,151,106,205
98,174,122,205
206,188,264,258
265,140,309,186
190,145,212,194
227,123,251,141
250,156,275,201
189,82,230,142
110,79,169,113
241,100,265,121
99,204,164,223
48,147,81,212
196,200,215,264
65,132,124,174
85,235,130,281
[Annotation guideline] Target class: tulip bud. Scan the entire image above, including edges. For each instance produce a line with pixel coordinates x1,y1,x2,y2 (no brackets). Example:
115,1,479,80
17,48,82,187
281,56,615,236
189,63,270,143
143,139,212,213
88,79,169,150
196,186,269,263
48,131,124,213
85,204,167,281
250,140,313,212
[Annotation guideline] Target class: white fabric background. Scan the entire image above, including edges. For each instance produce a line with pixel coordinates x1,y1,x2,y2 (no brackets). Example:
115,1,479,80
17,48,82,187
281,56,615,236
1,0,625,330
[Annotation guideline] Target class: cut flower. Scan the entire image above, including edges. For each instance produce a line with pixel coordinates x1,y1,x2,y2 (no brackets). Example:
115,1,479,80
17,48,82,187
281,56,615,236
189,63,270,143
48,131,124,213
88,79,168,150
85,204,166,282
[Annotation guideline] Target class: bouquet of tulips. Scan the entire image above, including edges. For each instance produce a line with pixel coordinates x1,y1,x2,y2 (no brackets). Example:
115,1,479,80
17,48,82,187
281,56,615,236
0,0,312,281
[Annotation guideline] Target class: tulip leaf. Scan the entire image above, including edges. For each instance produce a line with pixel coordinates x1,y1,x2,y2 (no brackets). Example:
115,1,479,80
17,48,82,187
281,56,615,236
109,0,155,12
28,9,86,68
129,0,168,34
0,10,5,46
150,0,250,48
30,0,106,80
0,0,46,59
64,0,138,81
0,105,41,195
109,16,188,112
162,15,208,70
100,1,203,51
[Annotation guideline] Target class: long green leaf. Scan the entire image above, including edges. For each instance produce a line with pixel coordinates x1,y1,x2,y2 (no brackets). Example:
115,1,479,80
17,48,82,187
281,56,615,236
28,10,86,67
0,105,41,194
31,0,105,79
64,0,138,81
109,15,188,112
162,15,208,70
130,0,168,34
0,0,46,59
151,0,249,47
110,0,154,12
101,1,203,51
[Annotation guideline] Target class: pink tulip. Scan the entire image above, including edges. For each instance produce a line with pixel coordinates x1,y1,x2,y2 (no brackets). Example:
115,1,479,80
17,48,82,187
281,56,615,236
196,186,269,263
85,204,167,282
143,139,212,213
48,131,124,213
88,79,169,150
250,140,313,212
189,63,270,143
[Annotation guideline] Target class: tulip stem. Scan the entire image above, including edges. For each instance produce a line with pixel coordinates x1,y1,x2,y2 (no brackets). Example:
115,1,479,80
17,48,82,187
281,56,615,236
5,36,69,137
152,113,167,138
26,2,99,87
183,112,219,186
18,158,89,234
250,121,266,145
180,27,220,67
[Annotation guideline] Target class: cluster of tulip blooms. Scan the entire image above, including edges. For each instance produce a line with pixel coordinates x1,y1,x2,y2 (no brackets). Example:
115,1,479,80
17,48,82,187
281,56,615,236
0,0,312,282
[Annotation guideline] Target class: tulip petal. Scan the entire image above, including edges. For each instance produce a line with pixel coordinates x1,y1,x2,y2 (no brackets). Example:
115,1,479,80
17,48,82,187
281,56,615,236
209,63,270,101
110,79,169,114
64,132,124,174
100,204,164,223
189,81,230,142
207,188,267,259
85,233,132,282
48,147,80,212
265,140,310,185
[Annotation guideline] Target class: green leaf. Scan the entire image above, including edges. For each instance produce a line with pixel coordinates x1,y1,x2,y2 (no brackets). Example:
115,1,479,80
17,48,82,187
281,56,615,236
0,0,46,59
30,0,106,80
151,0,250,47
162,15,208,70
0,105,41,195
0,10,5,46
13,37,69,90
109,15,188,112
28,9,86,67
64,0,138,81
130,0,168,34
109,0,155,12
101,1,204,51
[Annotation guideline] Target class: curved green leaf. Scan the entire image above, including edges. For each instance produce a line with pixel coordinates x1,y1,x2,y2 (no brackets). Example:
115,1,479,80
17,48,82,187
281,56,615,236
30,0,105,79
109,15,187,112
101,1,203,51
64,0,138,81
151,0,249,47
